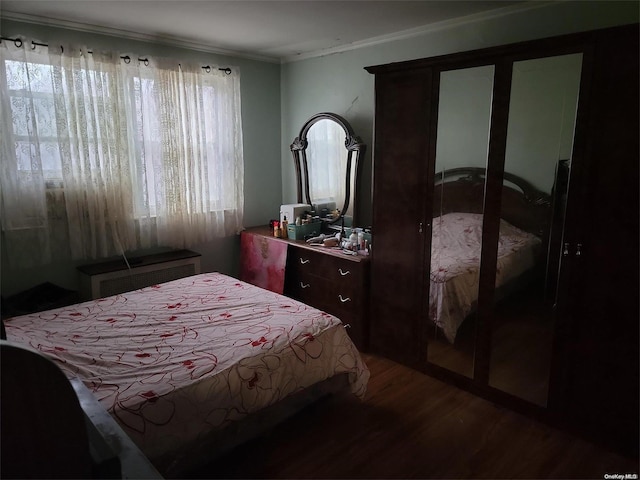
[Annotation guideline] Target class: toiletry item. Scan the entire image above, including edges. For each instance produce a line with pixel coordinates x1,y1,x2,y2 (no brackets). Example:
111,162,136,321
349,231,358,250
281,216,288,239
323,237,339,247
280,203,311,227
273,221,281,238
358,231,364,250
295,216,301,226
306,234,325,244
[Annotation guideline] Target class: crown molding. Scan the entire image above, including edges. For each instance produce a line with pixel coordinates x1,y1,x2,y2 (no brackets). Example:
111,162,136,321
280,1,556,63
0,10,281,64
1,1,557,65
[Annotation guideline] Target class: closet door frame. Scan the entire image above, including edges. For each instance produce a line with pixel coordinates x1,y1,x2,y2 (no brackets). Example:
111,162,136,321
547,25,639,456
368,67,434,367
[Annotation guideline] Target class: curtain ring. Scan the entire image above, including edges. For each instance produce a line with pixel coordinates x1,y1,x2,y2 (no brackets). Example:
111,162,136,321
123,55,131,64
14,38,23,48
143,58,149,66
204,65,211,73
31,42,37,50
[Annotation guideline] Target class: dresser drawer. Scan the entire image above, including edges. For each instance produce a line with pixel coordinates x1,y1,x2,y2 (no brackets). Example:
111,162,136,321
286,274,331,306
325,284,362,314
283,243,369,351
327,304,366,351
287,248,337,280
286,271,359,313
289,286,363,348
241,228,370,351
287,248,364,282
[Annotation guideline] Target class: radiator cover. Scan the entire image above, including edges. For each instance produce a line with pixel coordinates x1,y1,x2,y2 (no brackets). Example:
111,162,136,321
77,250,202,300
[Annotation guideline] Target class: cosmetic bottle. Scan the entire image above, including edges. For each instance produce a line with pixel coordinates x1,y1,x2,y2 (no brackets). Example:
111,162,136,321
281,216,288,239
349,230,358,250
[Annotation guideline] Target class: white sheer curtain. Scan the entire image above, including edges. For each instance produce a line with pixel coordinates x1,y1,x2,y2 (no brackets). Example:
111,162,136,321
51,46,138,260
0,38,244,268
131,58,244,248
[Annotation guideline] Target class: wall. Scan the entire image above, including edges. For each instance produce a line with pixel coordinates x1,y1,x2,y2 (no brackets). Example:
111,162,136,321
435,54,582,194
280,0,639,228
0,19,281,297
2,1,637,298
505,53,583,193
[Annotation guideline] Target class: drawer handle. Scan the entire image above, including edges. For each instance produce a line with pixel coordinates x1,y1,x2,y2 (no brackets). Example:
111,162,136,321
300,282,310,289
299,258,310,265
338,294,351,303
338,268,351,276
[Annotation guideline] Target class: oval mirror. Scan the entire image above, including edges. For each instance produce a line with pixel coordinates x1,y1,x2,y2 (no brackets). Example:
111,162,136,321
290,113,366,226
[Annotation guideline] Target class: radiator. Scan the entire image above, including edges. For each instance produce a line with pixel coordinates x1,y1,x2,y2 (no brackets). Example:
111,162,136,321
78,250,202,300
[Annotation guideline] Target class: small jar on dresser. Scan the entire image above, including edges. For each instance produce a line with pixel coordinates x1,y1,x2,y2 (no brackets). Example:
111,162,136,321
240,227,370,351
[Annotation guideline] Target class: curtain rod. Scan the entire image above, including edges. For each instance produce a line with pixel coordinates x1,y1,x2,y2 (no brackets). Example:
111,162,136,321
0,36,232,74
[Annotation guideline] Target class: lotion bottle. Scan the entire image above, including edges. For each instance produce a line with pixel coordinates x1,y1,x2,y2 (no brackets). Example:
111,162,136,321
349,230,358,250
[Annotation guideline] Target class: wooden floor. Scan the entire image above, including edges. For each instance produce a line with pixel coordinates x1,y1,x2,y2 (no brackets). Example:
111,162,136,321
188,353,638,479
427,283,555,406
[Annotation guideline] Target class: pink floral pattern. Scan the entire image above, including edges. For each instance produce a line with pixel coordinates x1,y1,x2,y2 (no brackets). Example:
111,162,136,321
5,273,369,463
239,231,288,294
429,213,541,343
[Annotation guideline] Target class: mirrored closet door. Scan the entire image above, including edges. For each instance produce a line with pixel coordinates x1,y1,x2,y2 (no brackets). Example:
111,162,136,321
487,54,583,406
426,65,494,378
423,52,584,408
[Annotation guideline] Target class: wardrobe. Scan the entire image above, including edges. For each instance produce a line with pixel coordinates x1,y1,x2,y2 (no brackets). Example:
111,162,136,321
365,24,638,456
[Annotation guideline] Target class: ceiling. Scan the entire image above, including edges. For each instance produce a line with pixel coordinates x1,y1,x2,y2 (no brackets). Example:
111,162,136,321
1,0,531,63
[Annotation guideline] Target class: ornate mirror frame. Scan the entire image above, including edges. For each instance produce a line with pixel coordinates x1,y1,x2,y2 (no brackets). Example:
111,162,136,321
290,112,366,225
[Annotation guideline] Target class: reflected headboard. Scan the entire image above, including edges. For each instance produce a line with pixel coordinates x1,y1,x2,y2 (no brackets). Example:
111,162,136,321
432,167,552,237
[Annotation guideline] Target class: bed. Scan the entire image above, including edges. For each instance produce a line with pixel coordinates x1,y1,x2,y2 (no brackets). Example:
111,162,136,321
428,168,551,344
3,272,369,477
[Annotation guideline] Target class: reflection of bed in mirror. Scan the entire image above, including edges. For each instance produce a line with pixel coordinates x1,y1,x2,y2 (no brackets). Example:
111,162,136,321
428,167,551,344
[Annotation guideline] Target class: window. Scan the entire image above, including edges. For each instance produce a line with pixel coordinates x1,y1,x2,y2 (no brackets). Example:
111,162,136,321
6,60,63,181
1,40,244,266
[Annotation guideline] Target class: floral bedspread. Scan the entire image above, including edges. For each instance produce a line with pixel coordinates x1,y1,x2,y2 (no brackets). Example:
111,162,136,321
429,213,541,343
4,272,369,463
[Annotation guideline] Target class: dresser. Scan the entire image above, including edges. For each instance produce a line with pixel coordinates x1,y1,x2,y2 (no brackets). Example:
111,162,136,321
240,227,370,351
